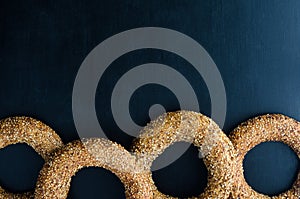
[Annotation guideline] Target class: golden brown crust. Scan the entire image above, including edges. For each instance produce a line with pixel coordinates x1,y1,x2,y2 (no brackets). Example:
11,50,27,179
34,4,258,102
131,110,236,199
34,138,153,199
0,116,63,199
2,113,297,198
229,114,300,199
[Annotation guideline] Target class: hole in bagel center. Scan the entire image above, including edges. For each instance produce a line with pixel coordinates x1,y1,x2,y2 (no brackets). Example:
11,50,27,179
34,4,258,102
243,141,300,196
0,143,44,193
151,142,208,198
67,167,126,199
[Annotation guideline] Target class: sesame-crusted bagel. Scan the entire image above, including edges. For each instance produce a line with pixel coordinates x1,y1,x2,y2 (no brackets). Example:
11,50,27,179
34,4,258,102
229,114,300,199
34,138,153,199
131,110,236,199
0,116,64,199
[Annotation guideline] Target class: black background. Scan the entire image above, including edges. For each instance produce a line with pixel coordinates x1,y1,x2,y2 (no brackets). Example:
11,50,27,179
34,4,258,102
0,0,299,198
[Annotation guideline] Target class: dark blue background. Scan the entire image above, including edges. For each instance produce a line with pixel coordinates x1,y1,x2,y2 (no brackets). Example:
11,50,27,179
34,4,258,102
0,0,299,198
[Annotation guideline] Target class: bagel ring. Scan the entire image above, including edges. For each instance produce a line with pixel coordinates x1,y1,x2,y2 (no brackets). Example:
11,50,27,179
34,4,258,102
131,110,236,199
34,138,153,199
229,114,300,199
0,116,64,199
